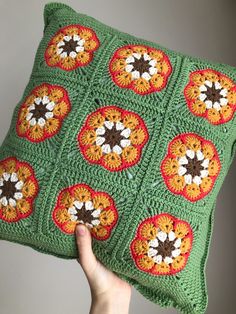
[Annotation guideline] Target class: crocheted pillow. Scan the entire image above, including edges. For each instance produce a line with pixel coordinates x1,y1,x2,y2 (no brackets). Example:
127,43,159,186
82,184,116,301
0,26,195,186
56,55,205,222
0,2,235,313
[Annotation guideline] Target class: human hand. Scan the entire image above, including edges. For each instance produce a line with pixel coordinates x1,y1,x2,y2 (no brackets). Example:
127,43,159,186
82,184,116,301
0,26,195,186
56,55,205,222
75,223,132,314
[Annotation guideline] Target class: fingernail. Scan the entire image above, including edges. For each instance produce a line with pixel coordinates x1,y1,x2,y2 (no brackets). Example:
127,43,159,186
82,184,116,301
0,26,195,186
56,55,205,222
76,224,86,236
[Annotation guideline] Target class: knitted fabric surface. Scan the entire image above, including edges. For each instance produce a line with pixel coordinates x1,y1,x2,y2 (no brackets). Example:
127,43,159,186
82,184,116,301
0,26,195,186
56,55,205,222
0,2,236,314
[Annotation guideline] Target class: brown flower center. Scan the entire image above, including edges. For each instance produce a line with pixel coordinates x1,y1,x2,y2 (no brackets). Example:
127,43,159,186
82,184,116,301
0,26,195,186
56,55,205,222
75,204,94,224
157,238,176,259
204,82,223,103
62,38,78,56
131,55,151,75
1,180,17,199
103,123,126,148
185,155,204,177
30,102,49,120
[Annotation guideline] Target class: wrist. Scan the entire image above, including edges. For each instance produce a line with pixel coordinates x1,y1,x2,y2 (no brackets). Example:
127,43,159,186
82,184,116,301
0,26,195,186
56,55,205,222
90,289,131,314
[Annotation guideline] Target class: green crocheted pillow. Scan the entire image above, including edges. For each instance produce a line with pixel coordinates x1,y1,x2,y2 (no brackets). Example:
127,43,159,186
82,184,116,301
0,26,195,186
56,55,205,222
0,2,235,313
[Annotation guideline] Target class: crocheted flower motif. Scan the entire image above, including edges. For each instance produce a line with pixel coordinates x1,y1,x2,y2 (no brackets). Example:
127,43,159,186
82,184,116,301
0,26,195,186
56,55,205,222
184,69,236,125
130,213,193,275
45,24,100,71
161,133,221,202
109,45,172,95
16,83,71,142
0,157,39,222
78,106,149,171
52,183,118,239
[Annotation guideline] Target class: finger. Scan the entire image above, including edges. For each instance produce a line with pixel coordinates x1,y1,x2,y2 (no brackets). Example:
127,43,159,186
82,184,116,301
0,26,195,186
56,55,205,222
75,223,97,275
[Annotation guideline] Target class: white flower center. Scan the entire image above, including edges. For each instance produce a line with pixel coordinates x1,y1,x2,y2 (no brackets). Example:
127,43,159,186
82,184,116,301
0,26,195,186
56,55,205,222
0,172,24,207
198,80,228,111
125,52,158,81
147,230,182,265
56,35,85,59
95,120,131,155
26,96,55,127
177,149,209,185
67,200,101,228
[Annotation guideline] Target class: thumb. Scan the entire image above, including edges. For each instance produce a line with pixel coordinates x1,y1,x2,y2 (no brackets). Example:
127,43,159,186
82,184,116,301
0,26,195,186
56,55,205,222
75,223,98,276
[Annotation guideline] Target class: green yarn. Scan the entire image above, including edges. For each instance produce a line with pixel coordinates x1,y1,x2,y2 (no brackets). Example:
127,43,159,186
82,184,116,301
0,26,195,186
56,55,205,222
0,2,235,314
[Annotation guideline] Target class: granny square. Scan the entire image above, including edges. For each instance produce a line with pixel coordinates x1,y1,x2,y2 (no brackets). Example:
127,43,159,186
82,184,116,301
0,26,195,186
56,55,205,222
0,2,236,314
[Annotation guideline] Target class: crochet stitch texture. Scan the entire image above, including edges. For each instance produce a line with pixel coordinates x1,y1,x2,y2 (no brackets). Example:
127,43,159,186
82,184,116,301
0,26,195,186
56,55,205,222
0,2,236,313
